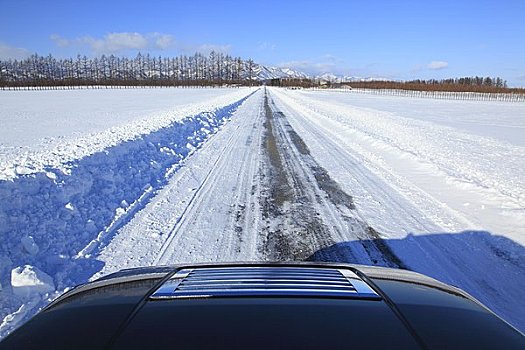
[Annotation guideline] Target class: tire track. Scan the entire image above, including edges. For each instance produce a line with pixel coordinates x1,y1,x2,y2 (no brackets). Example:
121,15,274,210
260,90,406,268
217,104,265,258
153,119,243,264
272,92,441,234
154,91,265,264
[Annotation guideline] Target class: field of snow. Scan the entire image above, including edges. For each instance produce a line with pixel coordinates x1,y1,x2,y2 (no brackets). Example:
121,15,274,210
0,87,523,338
0,88,252,180
304,89,525,146
0,88,249,149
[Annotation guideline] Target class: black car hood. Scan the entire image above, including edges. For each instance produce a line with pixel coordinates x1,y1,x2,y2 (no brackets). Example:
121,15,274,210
1,262,524,350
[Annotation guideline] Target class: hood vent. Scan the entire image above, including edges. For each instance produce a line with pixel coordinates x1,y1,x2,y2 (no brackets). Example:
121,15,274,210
150,266,380,300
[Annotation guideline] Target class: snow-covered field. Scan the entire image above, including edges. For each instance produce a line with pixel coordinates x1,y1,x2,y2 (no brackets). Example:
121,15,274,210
0,88,247,149
0,87,524,337
304,89,525,146
0,88,251,180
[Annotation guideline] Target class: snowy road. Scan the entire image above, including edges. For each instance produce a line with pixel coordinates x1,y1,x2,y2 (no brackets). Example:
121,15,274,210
269,88,525,331
95,89,403,271
96,88,524,330
95,88,266,269
1,87,523,336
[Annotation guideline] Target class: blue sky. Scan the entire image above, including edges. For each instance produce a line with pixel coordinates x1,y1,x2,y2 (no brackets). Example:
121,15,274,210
1,0,524,86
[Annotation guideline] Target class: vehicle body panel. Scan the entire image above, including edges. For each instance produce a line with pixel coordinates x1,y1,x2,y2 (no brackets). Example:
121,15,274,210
1,262,523,350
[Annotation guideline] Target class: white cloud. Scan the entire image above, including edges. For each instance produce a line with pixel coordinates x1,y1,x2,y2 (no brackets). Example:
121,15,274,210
196,44,231,54
153,33,174,50
278,55,346,75
50,32,176,55
50,32,231,56
0,42,32,60
92,32,149,52
49,34,70,48
427,61,449,70
257,42,276,51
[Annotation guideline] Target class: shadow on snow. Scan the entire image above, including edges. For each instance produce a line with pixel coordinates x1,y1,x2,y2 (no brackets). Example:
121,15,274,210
308,230,525,332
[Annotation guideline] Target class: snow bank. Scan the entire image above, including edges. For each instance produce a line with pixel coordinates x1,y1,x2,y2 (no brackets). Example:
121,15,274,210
0,88,255,181
0,90,254,338
11,266,55,298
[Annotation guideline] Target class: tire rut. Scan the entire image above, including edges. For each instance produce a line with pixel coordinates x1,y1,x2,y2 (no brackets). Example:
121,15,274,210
259,91,335,261
259,89,406,269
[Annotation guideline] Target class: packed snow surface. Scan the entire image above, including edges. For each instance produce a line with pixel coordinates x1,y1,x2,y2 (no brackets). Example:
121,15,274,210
0,87,524,338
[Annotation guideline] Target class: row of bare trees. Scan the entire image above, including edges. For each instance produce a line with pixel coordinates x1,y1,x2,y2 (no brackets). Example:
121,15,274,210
345,77,524,94
0,52,260,88
344,88,525,102
267,78,318,88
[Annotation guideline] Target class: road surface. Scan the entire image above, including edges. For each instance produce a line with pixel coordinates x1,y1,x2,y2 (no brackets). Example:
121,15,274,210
92,87,524,331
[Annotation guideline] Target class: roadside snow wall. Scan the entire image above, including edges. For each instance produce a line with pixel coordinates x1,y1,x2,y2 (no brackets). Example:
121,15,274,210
0,94,250,295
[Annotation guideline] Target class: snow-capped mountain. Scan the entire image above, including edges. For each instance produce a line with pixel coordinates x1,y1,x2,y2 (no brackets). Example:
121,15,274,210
251,66,388,82
314,73,391,83
252,64,309,80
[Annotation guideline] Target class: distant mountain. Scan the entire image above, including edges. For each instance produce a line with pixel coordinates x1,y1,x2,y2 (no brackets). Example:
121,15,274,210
314,73,391,83
252,64,309,80
316,73,339,82
254,67,390,83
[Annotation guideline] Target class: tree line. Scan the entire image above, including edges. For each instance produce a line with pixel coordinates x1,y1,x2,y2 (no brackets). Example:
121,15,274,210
2,53,523,95
0,52,261,88
267,78,318,88
344,77,524,94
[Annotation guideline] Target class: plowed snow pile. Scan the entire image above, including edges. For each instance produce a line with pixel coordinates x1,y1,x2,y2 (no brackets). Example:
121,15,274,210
0,87,255,337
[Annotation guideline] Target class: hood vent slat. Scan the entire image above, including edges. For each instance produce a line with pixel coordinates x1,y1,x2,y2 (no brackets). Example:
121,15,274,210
150,266,380,300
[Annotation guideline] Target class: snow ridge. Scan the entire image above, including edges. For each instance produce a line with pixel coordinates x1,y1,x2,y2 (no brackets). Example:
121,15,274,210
0,89,255,181
0,91,254,337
